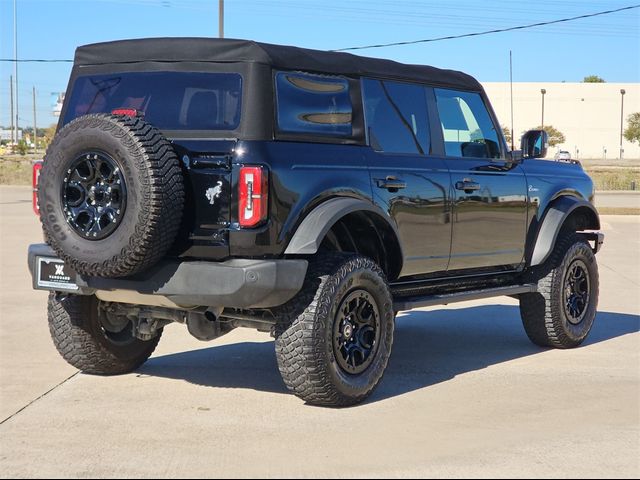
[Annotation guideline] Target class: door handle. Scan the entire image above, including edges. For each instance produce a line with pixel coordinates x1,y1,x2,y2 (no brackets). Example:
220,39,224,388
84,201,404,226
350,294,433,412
376,176,407,191
455,180,481,193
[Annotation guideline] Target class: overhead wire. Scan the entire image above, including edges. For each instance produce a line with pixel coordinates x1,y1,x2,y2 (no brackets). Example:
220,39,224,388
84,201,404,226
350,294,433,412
331,4,640,51
0,3,637,61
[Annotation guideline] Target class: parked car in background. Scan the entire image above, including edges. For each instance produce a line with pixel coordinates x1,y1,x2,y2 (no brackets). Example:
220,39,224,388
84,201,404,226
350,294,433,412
555,150,572,161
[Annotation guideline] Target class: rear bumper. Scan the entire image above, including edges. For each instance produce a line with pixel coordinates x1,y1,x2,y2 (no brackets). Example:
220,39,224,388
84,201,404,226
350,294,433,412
28,244,307,309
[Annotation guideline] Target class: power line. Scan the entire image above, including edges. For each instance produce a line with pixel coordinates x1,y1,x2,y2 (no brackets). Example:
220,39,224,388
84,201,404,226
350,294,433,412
1,3,638,63
332,4,640,52
0,59,72,63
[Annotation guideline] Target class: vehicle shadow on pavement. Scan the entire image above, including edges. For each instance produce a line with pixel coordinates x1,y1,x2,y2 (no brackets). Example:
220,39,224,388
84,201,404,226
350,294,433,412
138,338,287,394
139,305,639,403
370,306,639,404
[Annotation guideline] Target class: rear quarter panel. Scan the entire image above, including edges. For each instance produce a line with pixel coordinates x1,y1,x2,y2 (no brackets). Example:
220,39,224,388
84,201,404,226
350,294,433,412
228,141,373,257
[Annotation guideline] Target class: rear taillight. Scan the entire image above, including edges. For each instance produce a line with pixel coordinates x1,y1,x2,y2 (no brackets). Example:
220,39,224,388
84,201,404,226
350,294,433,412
238,166,268,228
32,161,43,216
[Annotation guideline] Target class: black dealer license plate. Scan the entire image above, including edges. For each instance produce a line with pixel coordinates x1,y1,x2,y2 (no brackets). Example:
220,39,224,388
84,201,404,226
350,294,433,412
36,257,79,291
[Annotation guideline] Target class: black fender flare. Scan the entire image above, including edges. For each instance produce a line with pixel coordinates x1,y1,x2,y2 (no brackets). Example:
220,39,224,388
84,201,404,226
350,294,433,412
529,196,600,267
284,197,401,256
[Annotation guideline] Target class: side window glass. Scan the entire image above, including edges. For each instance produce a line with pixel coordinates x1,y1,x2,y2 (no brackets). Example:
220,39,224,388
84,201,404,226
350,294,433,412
275,71,352,137
362,78,430,155
434,88,502,159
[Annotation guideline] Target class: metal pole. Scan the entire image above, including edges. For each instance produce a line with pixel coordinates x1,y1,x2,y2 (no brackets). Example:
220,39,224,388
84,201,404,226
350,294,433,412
33,86,37,154
509,50,514,151
14,0,19,146
218,0,224,38
9,76,14,146
620,89,626,160
540,88,546,129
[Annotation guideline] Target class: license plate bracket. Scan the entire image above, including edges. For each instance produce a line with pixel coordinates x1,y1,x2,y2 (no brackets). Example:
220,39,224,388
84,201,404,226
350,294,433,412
36,257,79,291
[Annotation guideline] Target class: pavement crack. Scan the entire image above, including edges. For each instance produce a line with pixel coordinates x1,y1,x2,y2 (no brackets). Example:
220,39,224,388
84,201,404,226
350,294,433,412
0,372,79,426
600,262,640,287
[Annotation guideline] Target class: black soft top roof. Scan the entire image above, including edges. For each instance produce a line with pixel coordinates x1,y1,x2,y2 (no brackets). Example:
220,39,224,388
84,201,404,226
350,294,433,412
74,37,482,91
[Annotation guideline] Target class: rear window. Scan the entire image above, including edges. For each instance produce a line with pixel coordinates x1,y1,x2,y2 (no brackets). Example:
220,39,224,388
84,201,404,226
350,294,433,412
275,71,352,138
63,72,242,131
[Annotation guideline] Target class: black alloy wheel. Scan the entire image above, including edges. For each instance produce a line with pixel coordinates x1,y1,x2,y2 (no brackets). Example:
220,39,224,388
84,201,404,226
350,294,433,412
62,152,127,240
333,290,381,375
563,259,591,325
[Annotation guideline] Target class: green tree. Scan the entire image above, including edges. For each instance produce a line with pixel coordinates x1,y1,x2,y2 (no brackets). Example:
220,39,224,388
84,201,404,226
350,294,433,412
502,126,512,145
583,75,606,83
16,140,28,155
42,124,58,148
531,125,566,147
624,112,640,145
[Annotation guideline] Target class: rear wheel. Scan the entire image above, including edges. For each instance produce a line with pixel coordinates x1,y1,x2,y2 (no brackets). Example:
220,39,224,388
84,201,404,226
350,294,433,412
520,234,599,348
48,293,161,374
275,254,394,407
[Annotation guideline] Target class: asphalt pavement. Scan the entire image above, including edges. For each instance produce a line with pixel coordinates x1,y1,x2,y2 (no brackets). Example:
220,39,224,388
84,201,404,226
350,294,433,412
1,185,638,478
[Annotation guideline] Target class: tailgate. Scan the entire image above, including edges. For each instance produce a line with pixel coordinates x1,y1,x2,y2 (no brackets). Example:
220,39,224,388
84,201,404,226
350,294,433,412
170,139,235,259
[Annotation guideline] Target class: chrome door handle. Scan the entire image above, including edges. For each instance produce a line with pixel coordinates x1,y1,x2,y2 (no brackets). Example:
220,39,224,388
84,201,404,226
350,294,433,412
455,180,480,193
376,176,407,191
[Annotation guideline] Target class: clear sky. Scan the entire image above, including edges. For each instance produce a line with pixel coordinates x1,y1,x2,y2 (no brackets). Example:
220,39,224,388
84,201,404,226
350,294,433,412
1,0,639,128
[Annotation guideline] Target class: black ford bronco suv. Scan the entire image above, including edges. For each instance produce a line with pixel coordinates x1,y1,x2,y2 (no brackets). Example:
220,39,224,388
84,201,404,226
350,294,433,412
29,38,604,406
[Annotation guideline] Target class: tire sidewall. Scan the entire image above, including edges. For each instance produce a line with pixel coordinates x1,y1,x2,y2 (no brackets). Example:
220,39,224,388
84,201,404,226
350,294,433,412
320,264,394,399
40,122,147,266
74,295,160,363
552,241,599,344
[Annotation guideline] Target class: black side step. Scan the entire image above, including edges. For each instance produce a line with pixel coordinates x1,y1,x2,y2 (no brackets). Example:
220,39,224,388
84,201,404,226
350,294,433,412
394,284,538,311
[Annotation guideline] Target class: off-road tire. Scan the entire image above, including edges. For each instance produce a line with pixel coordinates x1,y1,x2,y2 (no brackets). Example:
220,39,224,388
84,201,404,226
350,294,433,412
274,254,394,407
38,113,184,278
520,234,599,348
48,293,161,374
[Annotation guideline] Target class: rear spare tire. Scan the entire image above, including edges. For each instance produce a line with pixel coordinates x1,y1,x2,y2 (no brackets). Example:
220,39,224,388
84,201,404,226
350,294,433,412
38,113,184,277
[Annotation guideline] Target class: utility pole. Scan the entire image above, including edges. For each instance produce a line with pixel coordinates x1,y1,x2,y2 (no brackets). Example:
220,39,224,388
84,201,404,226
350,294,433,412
14,0,19,146
33,87,37,154
219,0,224,38
509,50,514,151
9,76,14,145
620,89,626,160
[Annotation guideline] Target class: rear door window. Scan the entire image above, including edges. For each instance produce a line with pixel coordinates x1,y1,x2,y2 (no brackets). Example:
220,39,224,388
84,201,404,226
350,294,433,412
362,78,430,155
275,71,352,138
434,88,502,159
64,72,242,131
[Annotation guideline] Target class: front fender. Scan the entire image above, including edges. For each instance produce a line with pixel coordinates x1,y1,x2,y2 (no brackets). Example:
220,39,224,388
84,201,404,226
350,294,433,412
529,196,600,267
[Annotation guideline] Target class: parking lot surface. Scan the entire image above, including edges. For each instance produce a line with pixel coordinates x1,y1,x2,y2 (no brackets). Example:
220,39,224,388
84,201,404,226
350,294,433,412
1,185,638,478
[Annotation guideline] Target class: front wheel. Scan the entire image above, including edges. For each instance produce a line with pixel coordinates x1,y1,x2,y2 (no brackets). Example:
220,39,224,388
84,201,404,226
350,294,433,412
275,254,394,407
48,293,161,374
520,234,599,348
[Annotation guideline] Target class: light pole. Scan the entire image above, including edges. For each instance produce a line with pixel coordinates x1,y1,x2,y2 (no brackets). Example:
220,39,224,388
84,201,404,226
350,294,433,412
620,89,626,160
540,88,546,130
13,0,18,147
219,0,224,38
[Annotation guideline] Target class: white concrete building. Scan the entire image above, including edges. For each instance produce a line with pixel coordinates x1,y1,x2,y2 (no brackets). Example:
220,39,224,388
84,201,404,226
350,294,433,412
0,129,22,142
482,82,639,160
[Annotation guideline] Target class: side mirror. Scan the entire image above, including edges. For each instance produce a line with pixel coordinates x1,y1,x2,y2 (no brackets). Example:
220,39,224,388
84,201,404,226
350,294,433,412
521,129,549,159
